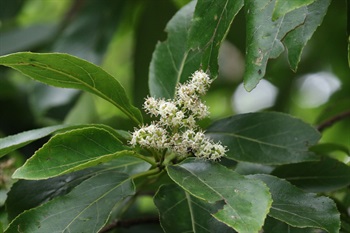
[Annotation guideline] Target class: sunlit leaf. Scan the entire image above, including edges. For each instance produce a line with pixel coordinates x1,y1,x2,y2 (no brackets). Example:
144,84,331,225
206,112,320,165
154,184,235,233
251,174,340,233
12,126,136,180
167,158,272,233
0,52,143,124
5,171,135,233
6,155,150,221
0,124,70,158
188,0,243,77
271,157,350,192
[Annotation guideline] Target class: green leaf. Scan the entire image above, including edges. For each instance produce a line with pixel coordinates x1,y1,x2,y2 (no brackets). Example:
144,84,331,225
149,1,202,99
6,155,150,221
244,0,307,91
187,0,243,77
0,52,142,124
0,124,70,158
264,216,318,233
272,0,315,20
5,171,135,233
271,157,350,193
154,184,235,233
283,0,331,71
206,112,320,165
250,174,340,233
12,126,136,180
167,158,272,233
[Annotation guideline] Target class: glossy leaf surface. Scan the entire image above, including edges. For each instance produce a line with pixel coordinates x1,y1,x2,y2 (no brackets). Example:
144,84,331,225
0,125,68,158
5,171,135,233
0,52,142,124
154,184,235,233
188,0,243,77
12,126,134,180
6,155,150,221
206,112,320,165
167,158,272,233
251,174,340,233
271,157,350,192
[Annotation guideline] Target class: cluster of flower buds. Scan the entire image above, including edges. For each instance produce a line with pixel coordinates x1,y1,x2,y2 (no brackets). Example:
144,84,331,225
130,70,227,160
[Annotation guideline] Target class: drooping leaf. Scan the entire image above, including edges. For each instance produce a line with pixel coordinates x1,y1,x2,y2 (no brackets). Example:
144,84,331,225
283,0,331,71
0,52,142,124
149,1,202,99
264,216,319,233
0,124,70,158
244,0,307,91
250,174,340,233
154,184,235,233
6,155,150,221
206,112,320,165
271,157,350,193
12,126,136,180
5,171,135,233
167,158,272,233
187,0,243,77
272,0,315,20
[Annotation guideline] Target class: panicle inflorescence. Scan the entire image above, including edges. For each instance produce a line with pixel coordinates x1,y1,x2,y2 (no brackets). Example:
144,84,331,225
130,70,227,161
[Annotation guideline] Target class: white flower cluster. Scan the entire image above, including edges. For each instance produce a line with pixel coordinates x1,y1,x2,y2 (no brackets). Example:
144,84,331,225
130,70,227,160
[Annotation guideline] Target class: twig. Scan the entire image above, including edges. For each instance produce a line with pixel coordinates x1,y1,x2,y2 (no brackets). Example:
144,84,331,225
99,216,159,233
317,110,350,132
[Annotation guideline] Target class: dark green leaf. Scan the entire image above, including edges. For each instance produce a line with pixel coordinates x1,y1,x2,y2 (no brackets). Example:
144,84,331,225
12,126,136,180
271,157,350,193
149,1,202,99
0,125,69,158
272,0,315,20
5,171,135,233
283,0,331,71
244,0,307,91
167,158,272,233
264,216,319,233
6,155,150,221
206,112,320,165
154,184,235,233
188,0,243,77
250,174,340,233
0,52,143,124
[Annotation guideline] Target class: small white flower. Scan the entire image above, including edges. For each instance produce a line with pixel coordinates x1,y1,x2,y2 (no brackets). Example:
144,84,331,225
143,96,159,116
129,69,226,161
130,124,169,150
190,70,212,95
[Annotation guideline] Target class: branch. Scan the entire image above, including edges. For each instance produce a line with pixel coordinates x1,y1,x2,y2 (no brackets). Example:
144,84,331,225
99,216,159,233
317,110,350,132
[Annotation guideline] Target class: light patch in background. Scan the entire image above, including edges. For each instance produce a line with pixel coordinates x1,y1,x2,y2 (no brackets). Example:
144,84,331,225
232,79,278,113
295,72,341,108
